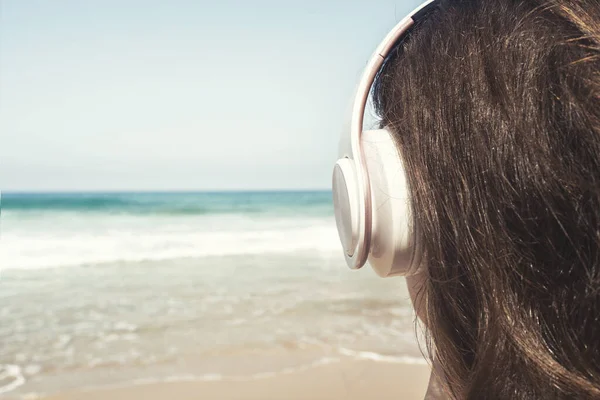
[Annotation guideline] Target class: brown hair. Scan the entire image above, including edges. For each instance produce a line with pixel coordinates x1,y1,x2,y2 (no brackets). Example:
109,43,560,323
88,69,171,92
373,0,600,398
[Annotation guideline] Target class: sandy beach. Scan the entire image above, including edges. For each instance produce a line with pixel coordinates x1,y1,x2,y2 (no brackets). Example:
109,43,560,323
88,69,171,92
40,361,431,400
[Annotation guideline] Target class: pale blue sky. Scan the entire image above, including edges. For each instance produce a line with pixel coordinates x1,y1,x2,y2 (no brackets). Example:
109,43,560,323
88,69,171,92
1,0,422,191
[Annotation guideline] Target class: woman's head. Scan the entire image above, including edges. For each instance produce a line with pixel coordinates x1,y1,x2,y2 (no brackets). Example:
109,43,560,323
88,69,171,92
373,0,600,398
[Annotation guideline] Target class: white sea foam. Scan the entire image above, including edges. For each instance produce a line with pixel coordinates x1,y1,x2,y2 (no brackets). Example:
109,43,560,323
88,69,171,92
22,393,46,400
0,215,340,270
298,337,427,365
0,364,26,395
337,347,427,365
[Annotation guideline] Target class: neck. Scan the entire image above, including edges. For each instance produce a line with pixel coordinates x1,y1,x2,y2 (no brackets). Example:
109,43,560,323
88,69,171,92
424,358,449,400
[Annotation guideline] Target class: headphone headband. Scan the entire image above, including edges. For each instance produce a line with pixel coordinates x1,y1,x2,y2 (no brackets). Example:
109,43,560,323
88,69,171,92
347,0,438,163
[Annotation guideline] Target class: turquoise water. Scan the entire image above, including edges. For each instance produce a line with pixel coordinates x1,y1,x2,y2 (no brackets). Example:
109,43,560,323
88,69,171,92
0,191,423,399
2,192,339,270
2,191,334,216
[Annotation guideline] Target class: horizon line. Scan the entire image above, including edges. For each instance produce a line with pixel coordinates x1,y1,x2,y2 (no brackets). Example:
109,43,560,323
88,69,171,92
1,188,333,194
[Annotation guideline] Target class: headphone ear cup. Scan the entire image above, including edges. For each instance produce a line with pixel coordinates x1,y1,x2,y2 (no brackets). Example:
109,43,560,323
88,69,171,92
332,158,360,260
362,129,421,277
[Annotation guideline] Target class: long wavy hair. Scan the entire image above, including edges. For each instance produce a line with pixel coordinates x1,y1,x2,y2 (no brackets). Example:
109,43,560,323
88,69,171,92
373,0,600,398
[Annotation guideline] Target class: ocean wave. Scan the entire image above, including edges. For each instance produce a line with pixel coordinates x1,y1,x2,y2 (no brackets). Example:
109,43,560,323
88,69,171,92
0,224,341,270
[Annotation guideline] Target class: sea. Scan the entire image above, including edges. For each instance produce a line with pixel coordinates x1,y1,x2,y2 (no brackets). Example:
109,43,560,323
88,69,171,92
0,191,426,399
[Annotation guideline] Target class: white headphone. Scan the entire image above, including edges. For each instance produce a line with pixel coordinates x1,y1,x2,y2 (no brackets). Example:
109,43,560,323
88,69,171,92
332,0,437,277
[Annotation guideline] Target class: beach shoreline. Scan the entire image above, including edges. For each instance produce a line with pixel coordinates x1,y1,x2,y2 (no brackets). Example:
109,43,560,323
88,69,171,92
2,192,427,399
38,360,431,400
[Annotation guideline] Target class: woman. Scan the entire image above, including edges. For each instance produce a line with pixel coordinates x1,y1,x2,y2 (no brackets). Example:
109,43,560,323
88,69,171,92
373,0,600,398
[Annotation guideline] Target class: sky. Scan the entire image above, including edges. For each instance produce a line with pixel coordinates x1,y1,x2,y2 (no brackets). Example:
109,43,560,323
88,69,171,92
1,0,423,191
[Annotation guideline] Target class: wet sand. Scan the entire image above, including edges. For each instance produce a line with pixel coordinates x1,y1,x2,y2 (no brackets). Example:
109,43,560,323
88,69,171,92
42,360,431,400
